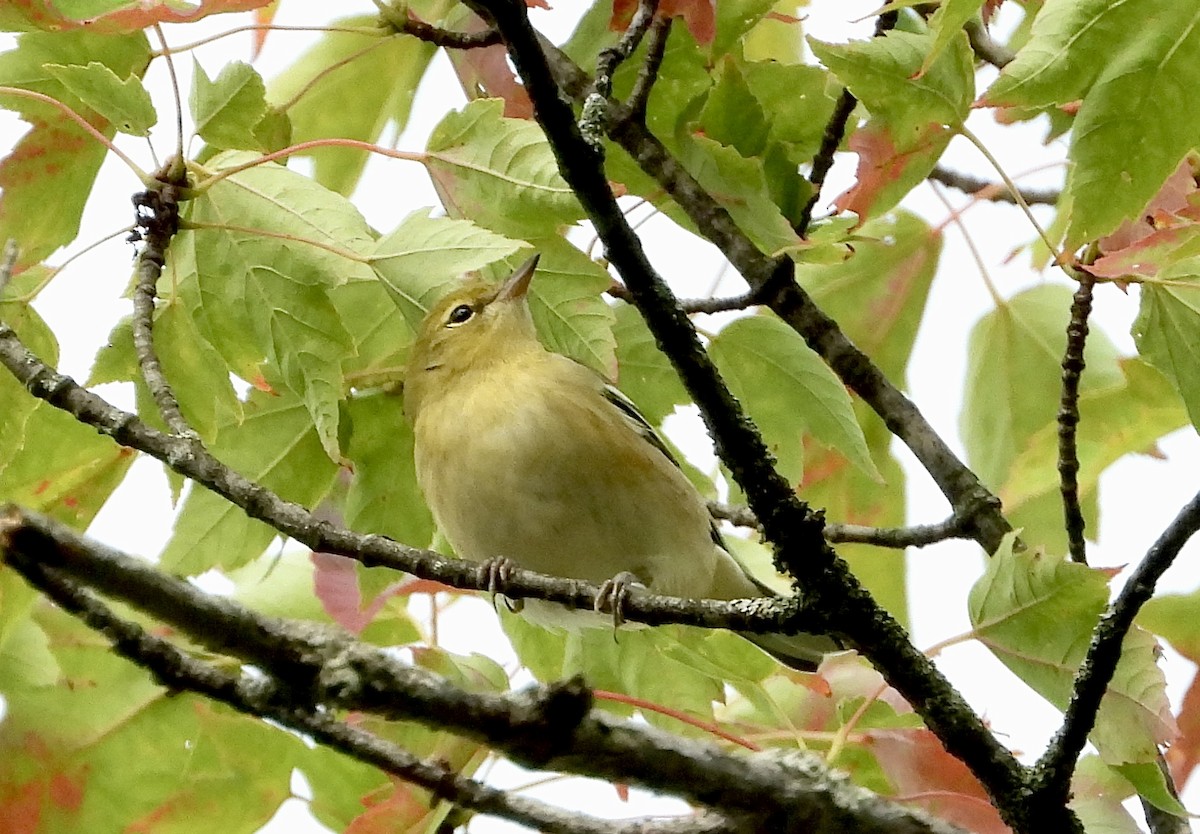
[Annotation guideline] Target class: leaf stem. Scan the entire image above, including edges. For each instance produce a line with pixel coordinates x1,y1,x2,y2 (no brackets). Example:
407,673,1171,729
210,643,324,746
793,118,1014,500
959,125,1068,270
0,86,151,182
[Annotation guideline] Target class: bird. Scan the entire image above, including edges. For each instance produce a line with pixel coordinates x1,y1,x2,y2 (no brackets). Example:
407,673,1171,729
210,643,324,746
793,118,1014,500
402,253,838,671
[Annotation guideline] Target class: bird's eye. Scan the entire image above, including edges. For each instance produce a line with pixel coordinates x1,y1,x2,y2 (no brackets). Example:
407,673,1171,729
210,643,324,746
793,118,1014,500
446,304,475,326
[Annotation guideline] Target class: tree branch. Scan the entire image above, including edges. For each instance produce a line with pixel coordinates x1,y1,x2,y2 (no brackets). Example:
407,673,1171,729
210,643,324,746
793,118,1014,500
0,535,720,834
1058,275,1094,564
537,38,1013,556
375,3,503,49
466,5,1048,830
582,0,659,149
709,502,970,549
129,178,195,437
1033,488,1200,806
0,505,964,834
929,166,1060,206
795,11,898,237
625,15,670,122
595,0,658,97
0,322,833,639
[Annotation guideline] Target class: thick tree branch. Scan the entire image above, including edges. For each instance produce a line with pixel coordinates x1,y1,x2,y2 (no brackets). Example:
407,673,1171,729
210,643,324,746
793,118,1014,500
0,537,721,834
538,39,1013,556
0,505,964,834
1033,488,1200,806
465,5,1051,831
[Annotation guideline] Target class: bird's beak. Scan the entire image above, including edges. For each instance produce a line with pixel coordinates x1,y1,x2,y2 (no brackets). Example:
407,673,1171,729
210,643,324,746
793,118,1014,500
497,253,540,302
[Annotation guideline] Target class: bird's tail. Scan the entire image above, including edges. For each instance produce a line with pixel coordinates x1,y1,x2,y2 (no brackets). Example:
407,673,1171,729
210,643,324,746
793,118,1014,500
709,543,842,672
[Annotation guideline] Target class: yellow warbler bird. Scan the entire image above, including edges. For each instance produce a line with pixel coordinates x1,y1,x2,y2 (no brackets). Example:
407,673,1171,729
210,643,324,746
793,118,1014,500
403,254,838,670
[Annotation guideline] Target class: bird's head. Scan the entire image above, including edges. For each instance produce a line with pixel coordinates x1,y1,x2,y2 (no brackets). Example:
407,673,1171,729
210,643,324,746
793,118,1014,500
403,254,542,421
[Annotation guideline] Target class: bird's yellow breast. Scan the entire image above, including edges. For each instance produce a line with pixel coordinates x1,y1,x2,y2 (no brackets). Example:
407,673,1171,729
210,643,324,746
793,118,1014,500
411,351,720,597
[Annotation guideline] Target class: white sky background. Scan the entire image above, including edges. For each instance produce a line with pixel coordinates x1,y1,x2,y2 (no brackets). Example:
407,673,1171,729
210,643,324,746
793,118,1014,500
3,2,1200,831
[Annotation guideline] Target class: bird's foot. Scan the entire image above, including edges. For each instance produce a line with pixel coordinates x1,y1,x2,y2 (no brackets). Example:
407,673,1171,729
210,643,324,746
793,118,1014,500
478,557,524,613
595,571,644,630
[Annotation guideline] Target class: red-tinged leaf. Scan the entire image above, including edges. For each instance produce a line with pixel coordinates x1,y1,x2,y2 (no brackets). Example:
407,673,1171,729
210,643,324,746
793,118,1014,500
1097,161,1198,257
0,736,86,834
447,41,533,119
614,783,630,802
612,0,716,44
526,0,551,8
1088,223,1200,282
0,120,99,268
392,577,458,597
1,0,271,33
866,728,1011,834
1166,670,1200,788
345,778,439,834
834,122,952,222
0,29,150,265
312,551,366,633
798,443,852,491
311,552,431,636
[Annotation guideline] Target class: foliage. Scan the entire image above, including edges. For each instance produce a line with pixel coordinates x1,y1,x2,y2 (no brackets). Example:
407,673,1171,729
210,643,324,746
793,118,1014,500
1,1,1199,833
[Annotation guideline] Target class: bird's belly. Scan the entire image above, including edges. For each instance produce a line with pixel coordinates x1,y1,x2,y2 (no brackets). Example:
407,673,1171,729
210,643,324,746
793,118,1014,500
414,395,716,597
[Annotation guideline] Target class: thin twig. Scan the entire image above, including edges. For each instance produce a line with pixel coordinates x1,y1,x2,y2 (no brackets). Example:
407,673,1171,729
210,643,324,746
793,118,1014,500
372,0,503,48
129,182,195,437
1058,274,1094,564
595,0,659,97
1141,758,1192,834
709,502,969,548
1032,488,1200,807
582,0,660,150
680,292,758,314
399,16,502,48
625,15,671,122
608,282,757,314
795,11,899,238
929,166,1060,206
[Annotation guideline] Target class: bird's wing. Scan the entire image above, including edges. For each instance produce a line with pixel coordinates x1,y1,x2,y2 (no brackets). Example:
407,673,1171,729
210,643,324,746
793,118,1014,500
601,383,683,468
603,381,846,669
600,384,778,595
